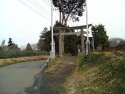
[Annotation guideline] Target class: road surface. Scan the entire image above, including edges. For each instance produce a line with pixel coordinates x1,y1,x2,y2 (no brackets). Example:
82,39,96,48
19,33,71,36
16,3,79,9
0,60,47,94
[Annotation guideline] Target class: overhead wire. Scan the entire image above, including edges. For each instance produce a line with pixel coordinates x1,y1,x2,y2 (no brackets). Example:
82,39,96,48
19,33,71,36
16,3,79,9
18,0,59,26
34,0,50,9
25,0,51,21
28,0,50,12
43,0,57,10
18,0,51,24
43,0,51,7
26,0,58,20
42,0,59,21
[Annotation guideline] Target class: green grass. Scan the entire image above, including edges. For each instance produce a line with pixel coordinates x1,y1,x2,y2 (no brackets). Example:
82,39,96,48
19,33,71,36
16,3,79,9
48,57,59,67
77,52,125,94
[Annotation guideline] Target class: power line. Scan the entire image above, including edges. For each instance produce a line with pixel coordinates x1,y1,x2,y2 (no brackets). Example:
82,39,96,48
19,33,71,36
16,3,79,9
39,0,59,20
43,0,51,7
28,0,50,12
26,0,58,20
43,0,56,10
18,0,59,25
25,0,51,21
18,0,50,21
34,0,50,9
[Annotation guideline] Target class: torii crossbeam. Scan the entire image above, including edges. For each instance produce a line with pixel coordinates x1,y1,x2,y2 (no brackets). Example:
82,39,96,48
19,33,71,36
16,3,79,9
53,24,92,57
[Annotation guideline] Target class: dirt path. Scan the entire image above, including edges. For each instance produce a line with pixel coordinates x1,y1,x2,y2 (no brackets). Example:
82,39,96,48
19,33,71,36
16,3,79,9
26,56,77,94
40,56,77,94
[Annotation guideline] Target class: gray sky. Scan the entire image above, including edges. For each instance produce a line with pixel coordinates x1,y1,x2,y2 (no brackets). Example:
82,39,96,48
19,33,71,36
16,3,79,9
0,0,125,47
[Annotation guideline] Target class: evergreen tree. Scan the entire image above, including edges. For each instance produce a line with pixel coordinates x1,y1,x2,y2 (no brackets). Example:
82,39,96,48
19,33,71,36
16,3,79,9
26,43,33,51
92,24,109,50
37,27,50,51
8,38,13,46
38,24,78,55
64,35,78,55
7,38,20,50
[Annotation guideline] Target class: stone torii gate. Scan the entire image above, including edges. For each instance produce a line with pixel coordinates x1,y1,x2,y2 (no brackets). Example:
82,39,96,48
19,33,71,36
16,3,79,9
53,24,92,57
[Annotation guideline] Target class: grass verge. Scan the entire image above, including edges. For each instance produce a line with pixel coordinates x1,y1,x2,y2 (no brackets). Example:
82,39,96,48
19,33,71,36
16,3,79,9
48,57,59,67
64,52,125,94
0,55,49,67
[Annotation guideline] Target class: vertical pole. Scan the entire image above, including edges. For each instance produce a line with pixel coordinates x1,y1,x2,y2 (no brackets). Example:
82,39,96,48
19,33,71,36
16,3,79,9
59,0,61,23
85,0,90,55
92,37,94,52
62,30,64,56
51,0,53,52
81,30,85,55
50,0,55,59
59,30,62,56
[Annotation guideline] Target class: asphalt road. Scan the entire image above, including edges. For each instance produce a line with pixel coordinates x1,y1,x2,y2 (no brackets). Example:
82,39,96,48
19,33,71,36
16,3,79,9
0,60,47,94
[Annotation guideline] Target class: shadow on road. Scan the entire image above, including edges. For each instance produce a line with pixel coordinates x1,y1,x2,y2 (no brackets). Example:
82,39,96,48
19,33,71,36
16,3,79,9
25,62,76,94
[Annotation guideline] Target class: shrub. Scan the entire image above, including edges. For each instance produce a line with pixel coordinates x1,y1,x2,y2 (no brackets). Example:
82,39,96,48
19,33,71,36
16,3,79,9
79,52,112,68
78,52,125,94
0,50,49,59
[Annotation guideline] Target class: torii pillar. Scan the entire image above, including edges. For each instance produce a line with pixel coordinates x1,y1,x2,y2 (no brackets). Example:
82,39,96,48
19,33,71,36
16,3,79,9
81,29,85,55
59,30,64,57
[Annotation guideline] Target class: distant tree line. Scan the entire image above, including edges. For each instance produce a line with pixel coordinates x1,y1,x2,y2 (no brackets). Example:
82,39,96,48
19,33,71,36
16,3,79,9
0,38,48,59
109,38,125,47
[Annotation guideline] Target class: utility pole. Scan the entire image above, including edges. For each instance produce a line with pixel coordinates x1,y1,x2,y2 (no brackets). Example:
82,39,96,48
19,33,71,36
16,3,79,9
50,0,55,59
59,0,61,23
85,0,90,55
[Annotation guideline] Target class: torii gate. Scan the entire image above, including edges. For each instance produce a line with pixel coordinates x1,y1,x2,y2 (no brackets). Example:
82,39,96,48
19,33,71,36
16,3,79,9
53,24,92,57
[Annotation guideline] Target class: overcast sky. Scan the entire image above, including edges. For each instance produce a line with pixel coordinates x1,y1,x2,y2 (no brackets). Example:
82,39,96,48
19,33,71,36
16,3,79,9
0,0,125,47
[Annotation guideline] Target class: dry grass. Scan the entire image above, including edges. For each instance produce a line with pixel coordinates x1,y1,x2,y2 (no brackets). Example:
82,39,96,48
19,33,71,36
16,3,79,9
0,55,49,67
64,52,125,94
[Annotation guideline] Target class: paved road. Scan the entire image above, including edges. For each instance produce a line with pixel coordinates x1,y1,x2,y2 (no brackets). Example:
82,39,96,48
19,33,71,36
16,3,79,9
0,60,47,94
